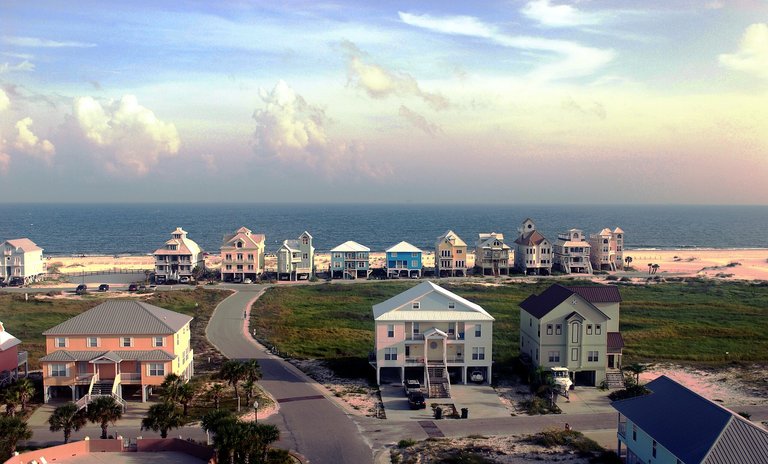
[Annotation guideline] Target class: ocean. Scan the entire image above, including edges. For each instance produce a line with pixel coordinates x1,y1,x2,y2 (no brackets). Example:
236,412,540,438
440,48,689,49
0,203,766,255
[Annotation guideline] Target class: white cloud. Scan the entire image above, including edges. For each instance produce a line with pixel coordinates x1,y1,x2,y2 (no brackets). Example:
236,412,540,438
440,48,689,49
399,11,613,80
0,89,9,111
341,40,450,110
14,117,55,164
0,61,35,74
398,106,442,136
253,80,390,179
719,23,768,79
0,149,9,175
72,95,180,175
521,0,603,28
2,36,96,48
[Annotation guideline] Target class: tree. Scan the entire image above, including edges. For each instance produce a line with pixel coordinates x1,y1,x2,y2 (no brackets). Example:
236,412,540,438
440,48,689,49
1,387,20,417
652,263,660,275
0,415,32,458
243,379,255,404
177,382,196,416
246,423,280,464
160,373,184,404
624,256,633,269
141,402,184,438
13,379,36,413
86,396,123,439
219,360,245,399
48,403,87,444
647,263,653,274
623,362,653,386
241,359,262,404
208,383,225,410
200,409,236,437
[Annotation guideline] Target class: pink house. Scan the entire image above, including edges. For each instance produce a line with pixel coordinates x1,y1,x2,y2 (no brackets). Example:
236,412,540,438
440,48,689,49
0,322,27,387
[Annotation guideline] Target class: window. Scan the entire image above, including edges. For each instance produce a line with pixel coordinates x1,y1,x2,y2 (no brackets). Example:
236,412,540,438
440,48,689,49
457,249,462,254
384,347,398,361
472,347,485,360
571,348,579,361
413,322,420,335
588,351,599,362
55,337,67,348
571,323,580,343
448,302,455,309
387,324,394,338
248,265,254,270
224,253,232,260
248,254,254,260
412,302,420,309
236,241,243,248
51,364,68,377
546,324,553,335
237,253,243,260
411,260,417,267
302,236,308,245
555,324,562,335
148,363,165,376
153,336,164,347
548,351,560,363
652,440,657,458
586,324,593,335
411,252,418,257
595,324,601,335
121,337,133,347
303,253,308,259
632,424,637,441
405,345,410,357
225,265,232,270
475,324,482,337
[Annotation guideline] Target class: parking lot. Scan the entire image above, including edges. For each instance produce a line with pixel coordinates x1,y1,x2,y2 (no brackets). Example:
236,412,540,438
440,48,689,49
380,383,512,421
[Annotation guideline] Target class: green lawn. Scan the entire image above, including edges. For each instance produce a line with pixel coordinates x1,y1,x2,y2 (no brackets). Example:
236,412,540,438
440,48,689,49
250,280,768,368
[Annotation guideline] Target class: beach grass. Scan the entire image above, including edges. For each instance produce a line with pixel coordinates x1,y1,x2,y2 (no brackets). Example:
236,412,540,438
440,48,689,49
249,280,768,369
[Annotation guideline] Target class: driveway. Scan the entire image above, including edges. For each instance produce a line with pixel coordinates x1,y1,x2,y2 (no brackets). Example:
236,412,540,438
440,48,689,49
205,285,374,464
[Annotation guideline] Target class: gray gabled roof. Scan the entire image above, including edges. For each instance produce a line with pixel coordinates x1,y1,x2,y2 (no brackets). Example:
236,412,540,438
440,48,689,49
40,349,176,362
613,376,768,464
43,300,192,336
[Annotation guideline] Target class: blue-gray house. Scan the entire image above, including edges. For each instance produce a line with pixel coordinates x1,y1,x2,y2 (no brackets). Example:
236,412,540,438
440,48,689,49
385,241,423,279
613,375,768,464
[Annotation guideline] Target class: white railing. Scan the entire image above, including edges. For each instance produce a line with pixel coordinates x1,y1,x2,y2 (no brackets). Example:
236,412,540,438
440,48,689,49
445,356,464,363
16,351,27,367
121,372,142,382
112,373,121,396
75,393,126,412
75,373,96,384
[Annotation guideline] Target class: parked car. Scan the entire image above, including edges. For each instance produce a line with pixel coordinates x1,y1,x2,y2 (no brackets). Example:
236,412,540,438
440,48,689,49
128,284,138,292
470,370,485,383
75,284,88,295
233,277,243,284
404,379,421,396
8,277,24,287
243,278,253,284
407,391,426,409
179,276,190,284
139,285,147,291
98,284,110,292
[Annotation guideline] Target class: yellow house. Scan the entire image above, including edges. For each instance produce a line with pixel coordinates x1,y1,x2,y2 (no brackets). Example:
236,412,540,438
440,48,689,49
40,300,193,407
435,230,467,277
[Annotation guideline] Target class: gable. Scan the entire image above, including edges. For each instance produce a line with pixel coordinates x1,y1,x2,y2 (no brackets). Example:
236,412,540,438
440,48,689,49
373,282,494,321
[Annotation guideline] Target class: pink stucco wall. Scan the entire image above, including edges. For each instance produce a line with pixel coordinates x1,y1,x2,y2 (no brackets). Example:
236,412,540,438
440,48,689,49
0,346,18,373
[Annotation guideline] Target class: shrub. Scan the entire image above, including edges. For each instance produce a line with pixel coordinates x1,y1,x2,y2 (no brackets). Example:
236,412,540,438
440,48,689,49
606,275,619,281
608,384,650,401
738,411,751,420
397,439,416,448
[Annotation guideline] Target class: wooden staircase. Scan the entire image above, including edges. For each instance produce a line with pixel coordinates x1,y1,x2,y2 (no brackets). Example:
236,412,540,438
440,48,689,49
427,365,451,399
605,371,624,389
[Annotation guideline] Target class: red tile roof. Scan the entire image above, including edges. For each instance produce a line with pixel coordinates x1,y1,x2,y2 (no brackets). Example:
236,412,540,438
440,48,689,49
607,332,624,352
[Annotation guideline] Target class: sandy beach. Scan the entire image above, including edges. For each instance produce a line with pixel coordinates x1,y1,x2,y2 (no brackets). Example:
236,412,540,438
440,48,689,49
45,248,768,280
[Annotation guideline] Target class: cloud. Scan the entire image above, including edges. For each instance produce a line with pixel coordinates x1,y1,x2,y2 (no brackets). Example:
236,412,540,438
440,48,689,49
719,23,768,78
2,36,96,48
13,117,55,164
561,96,606,119
399,11,613,80
0,149,8,175
0,61,35,74
0,89,9,111
398,105,442,136
705,1,724,9
340,40,450,110
71,95,180,175
201,153,217,172
521,0,603,28
253,80,390,179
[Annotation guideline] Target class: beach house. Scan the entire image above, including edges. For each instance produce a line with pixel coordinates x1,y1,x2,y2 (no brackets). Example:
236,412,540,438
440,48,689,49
519,284,624,387
553,229,593,274
330,241,370,280
371,282,494,397
40,300,194,406
513,219,553,275
589,227,625,271
613,375,768,464
276,231,314,281
474,233,511,276
1,238,45,284
220,226,266,282
0,322,28,387
152,227,204,283
435,231,467,277
385,241,423,278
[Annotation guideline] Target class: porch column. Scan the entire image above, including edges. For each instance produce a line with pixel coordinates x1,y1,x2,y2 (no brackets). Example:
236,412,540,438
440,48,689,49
400,367,404,384
488,364,492,384
442,339,447,365
71,385,76,401
463,366,467,385
376,367,380,385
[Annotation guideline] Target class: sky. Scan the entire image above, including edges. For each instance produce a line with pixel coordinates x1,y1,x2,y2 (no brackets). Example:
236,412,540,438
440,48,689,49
0,0,767,204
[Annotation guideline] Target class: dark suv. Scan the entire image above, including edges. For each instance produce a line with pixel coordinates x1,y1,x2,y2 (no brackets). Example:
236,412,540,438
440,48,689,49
407,391,426,409
98,284,110,292
75,284,88,295
8,277,24,287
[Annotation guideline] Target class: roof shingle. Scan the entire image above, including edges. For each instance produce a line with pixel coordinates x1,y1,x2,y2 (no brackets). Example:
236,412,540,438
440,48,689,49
43,300,192,336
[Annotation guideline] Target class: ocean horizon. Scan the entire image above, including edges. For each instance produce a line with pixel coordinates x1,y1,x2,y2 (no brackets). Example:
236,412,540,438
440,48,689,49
1,203,767,255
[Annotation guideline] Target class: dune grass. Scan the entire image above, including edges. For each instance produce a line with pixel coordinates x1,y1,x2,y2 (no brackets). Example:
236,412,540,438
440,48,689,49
249,280,768,368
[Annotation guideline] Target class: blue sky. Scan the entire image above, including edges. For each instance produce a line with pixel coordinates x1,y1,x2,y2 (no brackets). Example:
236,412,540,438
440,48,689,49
1,1,767,204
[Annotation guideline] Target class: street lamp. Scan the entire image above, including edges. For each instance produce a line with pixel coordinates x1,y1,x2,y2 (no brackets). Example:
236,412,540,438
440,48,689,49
253,400,259,423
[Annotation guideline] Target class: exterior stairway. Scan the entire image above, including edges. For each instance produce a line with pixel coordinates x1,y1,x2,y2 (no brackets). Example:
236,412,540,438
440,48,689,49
91,380,114,396
427,365,451,399
605,371,624,389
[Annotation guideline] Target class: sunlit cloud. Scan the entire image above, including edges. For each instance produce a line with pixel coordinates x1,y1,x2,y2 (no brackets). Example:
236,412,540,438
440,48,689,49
521,0,604,28
719,23,768,78
0,89,9,111
2,36,96,48
0,61,35,74
398,12,614,80
14,117,55,165
398,105,442,136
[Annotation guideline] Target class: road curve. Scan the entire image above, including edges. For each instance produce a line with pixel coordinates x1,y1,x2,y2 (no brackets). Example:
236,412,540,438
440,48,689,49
205,284,373,464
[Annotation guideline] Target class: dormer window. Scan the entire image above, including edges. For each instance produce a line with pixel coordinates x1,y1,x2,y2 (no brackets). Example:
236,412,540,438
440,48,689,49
173,233,181,239
448,302,455,309
412,302,420,309
168,244,177,251
302,236,308,245
236,241,243,248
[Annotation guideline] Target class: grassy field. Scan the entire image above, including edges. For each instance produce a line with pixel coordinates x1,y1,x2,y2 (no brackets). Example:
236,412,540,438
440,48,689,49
250,279,768,368
0,288,232,371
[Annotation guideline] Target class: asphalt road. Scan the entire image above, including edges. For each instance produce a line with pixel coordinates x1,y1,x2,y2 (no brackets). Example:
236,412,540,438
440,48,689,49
205,285,374,464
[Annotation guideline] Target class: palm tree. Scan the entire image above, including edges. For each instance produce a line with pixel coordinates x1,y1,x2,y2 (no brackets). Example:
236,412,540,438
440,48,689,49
647,263,653,274
13,379,36,412
176,382,196,416
48,402,87,443
200,409,236,437
623,362,653,386
160,373,184,404
219,360,245,399
652,263,660,274
1,387,20,417
86,396,123,439
212,419,242,464
208,383,225,410
0,415,32,458
248,423,280,463
624,256,633,269
243,359,262,384
141,402,184,438
242,379,255,403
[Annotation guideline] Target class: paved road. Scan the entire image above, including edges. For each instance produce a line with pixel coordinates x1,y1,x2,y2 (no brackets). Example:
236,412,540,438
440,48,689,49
205,285,374,464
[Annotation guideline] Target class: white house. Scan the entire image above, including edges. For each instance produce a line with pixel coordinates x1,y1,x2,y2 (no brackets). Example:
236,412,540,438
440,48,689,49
371,281,494,398
475,233,511,276
553,229,592,274
276,231,314,281
513,219,553,275
153,227,204,283
1,238,45,284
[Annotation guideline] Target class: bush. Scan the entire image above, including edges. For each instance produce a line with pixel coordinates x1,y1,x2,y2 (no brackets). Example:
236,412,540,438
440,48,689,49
527,428,602,455
520,396,561,415
608,384,650,401
397,439,416,448
605,275,619,281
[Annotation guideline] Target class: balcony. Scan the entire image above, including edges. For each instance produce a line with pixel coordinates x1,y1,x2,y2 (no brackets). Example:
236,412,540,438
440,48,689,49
405,333,465,341
120,372,142,384
618,422,627,438
16,351,27,367
75,373,97,384
405,357,425,364
446,355,464,363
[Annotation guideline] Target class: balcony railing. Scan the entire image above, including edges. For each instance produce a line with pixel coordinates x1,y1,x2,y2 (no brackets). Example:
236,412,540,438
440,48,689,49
120,372,142,383
618,422,627,438
16,351,27,367
446,355,465,363
405,357,425,364
405,333,465,341
75,373,97,384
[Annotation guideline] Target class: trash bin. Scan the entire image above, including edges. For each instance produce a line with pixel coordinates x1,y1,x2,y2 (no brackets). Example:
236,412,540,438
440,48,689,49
461,408,468,419
434,407,443,420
